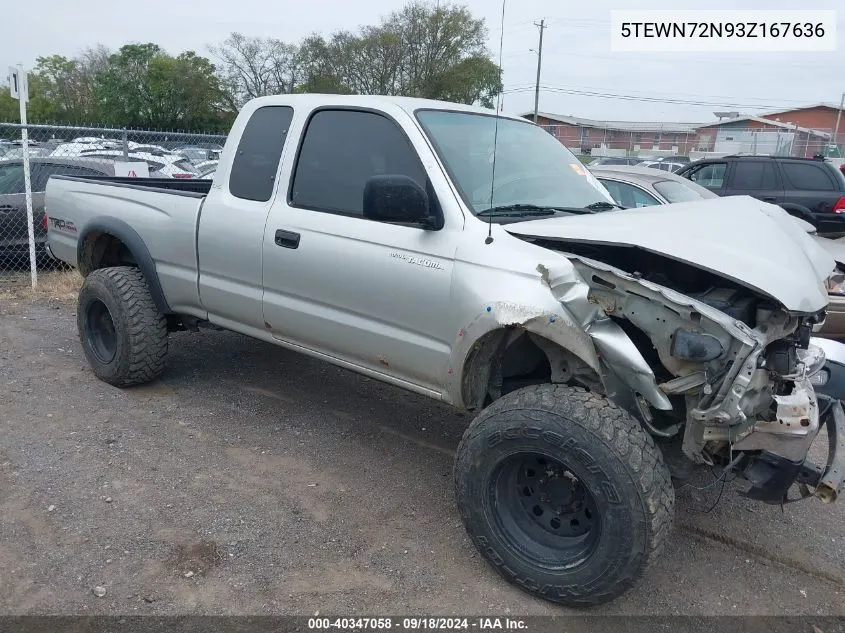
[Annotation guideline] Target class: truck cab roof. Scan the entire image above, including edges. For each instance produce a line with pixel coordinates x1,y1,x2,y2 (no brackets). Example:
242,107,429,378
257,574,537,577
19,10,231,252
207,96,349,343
242,93,520,120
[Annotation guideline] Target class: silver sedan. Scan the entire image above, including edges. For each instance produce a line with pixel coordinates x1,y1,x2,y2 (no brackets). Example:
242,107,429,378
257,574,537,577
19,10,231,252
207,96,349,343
589,164,717,208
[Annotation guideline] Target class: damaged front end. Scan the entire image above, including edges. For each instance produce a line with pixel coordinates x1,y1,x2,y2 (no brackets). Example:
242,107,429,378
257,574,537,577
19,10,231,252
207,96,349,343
535,247,843,505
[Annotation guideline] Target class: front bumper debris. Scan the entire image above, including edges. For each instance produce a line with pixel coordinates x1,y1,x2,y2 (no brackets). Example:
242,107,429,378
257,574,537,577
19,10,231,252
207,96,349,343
817,398,845,502
738,396,845,504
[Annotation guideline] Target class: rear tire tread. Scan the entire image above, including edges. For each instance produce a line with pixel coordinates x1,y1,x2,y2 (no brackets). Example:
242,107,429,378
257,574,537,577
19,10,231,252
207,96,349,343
78,266,167,386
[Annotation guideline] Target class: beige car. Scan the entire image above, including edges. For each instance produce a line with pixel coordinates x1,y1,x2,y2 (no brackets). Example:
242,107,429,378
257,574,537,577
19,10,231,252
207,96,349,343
814,236,845,339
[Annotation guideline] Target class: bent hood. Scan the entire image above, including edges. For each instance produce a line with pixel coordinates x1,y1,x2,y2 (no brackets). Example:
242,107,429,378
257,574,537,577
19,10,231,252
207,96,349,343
506,195,833,313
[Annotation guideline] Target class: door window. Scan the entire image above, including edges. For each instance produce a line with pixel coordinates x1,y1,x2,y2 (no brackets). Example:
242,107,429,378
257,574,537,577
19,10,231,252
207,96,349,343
781,162,836,191
290,109,428,218
0,163,24,194
731,161,777,189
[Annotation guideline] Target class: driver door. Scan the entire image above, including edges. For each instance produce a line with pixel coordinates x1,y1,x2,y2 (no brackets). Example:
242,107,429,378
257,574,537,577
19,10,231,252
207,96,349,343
261,108,461,393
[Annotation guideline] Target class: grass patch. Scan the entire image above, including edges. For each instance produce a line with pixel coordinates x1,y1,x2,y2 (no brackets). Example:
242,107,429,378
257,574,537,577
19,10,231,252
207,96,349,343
0,269,82,303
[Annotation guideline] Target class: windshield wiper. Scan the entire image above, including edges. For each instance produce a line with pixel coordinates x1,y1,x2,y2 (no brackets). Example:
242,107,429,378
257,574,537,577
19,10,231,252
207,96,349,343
584,201,625,211
477,204,557,217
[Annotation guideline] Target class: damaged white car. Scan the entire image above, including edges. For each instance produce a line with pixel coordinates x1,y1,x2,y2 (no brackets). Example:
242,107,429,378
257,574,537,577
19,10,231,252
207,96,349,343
44,95,843,607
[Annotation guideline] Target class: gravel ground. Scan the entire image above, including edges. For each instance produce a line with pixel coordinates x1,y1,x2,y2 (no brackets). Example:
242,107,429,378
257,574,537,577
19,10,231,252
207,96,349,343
1,297,844,616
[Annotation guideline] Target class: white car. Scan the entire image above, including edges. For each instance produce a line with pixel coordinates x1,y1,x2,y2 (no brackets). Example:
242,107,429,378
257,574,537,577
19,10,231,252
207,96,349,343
51,141,122,157
194,160,218,178
126,142,171,154
69,150,198,178
637,160,686,173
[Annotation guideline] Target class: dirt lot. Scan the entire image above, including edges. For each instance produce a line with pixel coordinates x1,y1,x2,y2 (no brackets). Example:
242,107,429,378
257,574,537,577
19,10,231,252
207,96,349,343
1,280,845,616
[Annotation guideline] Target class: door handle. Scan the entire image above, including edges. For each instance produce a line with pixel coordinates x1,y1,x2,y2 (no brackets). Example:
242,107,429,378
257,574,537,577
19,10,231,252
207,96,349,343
274,229,300,249
762,196,777,201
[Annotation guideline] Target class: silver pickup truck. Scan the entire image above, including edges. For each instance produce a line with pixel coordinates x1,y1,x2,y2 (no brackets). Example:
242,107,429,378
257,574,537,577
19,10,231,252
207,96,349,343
45,94,845,607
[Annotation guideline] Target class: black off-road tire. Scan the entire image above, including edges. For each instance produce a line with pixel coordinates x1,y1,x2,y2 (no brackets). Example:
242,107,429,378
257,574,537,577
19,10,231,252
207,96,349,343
77,266,168,387
454,385,674,607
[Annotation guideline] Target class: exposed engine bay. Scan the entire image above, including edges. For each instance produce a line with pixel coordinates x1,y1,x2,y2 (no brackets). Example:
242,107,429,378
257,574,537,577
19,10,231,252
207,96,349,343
527,239,841,504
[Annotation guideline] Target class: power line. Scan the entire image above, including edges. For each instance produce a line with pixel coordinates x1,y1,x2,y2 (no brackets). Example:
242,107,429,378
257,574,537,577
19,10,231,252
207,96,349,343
525,49,842,71
502,82,834,107
502,85,824,110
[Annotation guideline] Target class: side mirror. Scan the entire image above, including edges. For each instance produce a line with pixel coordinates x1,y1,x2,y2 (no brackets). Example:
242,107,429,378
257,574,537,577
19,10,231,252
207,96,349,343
363,175,435,228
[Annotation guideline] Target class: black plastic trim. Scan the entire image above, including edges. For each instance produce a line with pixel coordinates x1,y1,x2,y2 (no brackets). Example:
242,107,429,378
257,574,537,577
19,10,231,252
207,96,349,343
50,174,210,197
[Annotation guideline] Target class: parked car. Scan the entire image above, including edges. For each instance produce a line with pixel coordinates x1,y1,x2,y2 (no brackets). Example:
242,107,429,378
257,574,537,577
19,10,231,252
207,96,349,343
174,145,219,165
809,337,845,397
810,236,845,340
0,146,53,159
635,160,687,173
589,156,644,166
590,165,718,207
194,160,218,179
592,165,845,340
46,94,840,608
51,141,121,157
0,157,116,263
126,142,171,154
72,150,197,178
676,155,845,234
656,155,691,164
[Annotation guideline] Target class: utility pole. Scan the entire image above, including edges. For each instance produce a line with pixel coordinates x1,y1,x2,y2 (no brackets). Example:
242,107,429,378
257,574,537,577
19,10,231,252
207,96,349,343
834,92,845,154
533,19,547,124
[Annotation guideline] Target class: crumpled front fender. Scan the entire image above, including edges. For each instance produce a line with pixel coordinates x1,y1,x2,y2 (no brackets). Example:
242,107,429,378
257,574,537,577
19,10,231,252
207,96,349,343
447,260,672,412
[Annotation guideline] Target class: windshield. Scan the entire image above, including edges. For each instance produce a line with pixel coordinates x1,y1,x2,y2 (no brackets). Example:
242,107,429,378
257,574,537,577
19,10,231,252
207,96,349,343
653,179,717,203
416,110,613,214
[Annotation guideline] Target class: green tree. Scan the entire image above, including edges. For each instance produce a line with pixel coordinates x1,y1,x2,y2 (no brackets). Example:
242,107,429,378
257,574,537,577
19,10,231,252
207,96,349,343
213,1,502,106
0,90,19,123
424,55,501,108
294,35,352,95
210,33,300,108
387,2,500,101
295,2,502,106
95,44,232,130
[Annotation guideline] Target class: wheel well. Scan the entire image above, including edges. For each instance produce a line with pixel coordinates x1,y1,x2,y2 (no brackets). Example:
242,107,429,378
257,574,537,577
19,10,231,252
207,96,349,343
461,328,603,411
78,232,138,276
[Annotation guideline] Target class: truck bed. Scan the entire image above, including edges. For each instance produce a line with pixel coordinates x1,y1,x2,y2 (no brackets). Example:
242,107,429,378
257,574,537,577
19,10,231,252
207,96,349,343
46,175,210,315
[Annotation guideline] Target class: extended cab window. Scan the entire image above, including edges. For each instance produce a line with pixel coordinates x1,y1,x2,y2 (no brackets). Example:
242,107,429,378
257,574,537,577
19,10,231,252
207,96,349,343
230,105,294,202
290,109,427,217
781,162,836,191
731,161,777,190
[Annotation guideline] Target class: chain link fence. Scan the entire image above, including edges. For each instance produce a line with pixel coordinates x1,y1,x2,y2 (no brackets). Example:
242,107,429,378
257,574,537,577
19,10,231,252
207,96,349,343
0,122,227,290
539,123,843,163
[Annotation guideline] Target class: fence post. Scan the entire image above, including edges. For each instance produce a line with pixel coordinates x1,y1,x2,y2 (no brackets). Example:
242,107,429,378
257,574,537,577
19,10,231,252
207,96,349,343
15,68,37,290
122,128,128,160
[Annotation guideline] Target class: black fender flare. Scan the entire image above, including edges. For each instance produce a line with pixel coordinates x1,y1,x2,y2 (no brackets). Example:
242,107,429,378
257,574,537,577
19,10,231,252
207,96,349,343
77,216,171,314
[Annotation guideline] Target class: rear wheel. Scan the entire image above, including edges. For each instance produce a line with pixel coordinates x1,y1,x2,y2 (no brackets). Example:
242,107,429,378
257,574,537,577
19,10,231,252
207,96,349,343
454,385,674,607
77,266,167,386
